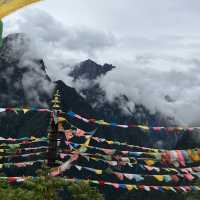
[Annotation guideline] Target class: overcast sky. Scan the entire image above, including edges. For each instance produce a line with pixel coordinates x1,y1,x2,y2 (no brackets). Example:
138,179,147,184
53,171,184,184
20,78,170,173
4,0,200,36
3,0,200,125
29,1,195,34
36,0,200,35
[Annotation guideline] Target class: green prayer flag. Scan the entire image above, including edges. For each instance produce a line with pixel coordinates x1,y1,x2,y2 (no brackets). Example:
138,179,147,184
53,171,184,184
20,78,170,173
105,167,113,174
85,156,90,161
8,143,20,149
102,155,112,161
4,163,11,168
114,141,121,145
79,146,87,153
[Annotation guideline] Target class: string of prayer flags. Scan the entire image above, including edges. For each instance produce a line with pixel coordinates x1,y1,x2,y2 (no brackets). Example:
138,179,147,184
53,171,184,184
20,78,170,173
1,146,48,155
66,141,200,167
1,108,199,133
62,126,97,139
0,176,200,193
62,127,163,152
62,127,200,168
73,164,200,183
0,107,50,114
0,151,47,160
84,179,200,192
0,160,46,169
60,152,163,172
1,108,200,133
51,177,200,193
59,151,200,177
91,135,162,152
66,111,200,133
0,140,48,149
0,136,48,142
161,150,200,167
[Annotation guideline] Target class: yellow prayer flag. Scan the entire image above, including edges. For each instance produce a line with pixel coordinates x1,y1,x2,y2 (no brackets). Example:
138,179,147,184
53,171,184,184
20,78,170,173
22,108,30,113
169,168,177,173
95,169,102,175
91,157,98,161
78,138,91,152
0,164,3,168
163,186,170,191
133,185,138,190
144,160,155,166
188,150,200,161
107,140,113,145
58,117,67,123
84,137,91,147
146,152,157,157
176,127,184,131
196,186,200,191
153,175,164,182
0,0,41,19
83,180,90,184
138,125,150,131
126,185,134,191
96,120,110,126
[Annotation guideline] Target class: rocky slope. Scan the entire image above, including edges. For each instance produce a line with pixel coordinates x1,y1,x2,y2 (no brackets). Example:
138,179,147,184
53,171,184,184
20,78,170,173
0,34,96,138
0,33,197,200
0,33,196,148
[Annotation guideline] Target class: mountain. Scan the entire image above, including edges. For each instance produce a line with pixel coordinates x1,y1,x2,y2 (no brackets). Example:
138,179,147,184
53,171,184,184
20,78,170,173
0,33,197,148
0,33,52,107
69,59,115,80
68,59,184,149
0,33,197,200
0,34,97,138
69,59,173,124
70,60,200,149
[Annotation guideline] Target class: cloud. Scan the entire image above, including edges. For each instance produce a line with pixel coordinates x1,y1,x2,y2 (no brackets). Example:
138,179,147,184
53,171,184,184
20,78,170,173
98,57,200,125
3,9,116,84
0,32,54,107
19,57,55,107
38,0,200,36
3,8,200,125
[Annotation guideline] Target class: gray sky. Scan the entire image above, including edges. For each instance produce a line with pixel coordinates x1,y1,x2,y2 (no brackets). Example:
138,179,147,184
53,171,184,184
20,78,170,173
5,0,200,36
3,0,200,125
37,0,200,36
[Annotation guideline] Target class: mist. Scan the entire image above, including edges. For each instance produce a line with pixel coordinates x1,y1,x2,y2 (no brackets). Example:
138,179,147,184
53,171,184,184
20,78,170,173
3,8,200,125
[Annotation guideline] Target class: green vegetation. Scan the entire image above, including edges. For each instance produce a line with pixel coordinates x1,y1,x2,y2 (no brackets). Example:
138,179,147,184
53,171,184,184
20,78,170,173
68,181,104,200
0,166,105,200
185,184,200,200
186,192,200,200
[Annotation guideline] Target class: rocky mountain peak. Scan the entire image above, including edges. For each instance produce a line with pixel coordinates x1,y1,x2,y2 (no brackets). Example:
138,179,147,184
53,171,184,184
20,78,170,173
0,33,53,107
0,33,194,149
0,33,30,63
69,59,115,80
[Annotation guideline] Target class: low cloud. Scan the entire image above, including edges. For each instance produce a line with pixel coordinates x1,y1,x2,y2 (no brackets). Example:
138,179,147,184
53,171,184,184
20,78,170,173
0,31,54,107
4,9,116,84
3,9,200,125
99,63,200,125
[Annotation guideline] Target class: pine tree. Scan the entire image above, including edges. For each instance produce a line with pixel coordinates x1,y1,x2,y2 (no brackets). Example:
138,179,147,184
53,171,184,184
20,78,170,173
68,181,104,200
23,165,66,200
0,166,105,200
